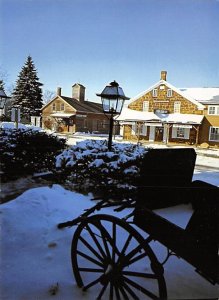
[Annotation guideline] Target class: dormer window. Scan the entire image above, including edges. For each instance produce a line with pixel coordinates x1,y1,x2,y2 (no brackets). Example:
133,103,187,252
167,89,172,97
152,89,158,97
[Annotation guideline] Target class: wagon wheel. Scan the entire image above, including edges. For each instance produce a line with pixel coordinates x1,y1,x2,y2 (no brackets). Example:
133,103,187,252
71,214,167,299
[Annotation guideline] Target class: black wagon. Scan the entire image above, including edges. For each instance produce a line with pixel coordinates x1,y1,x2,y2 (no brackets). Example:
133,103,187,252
58,148,218,299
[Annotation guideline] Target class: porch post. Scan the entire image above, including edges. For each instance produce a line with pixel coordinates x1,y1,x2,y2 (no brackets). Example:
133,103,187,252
195,126,200,146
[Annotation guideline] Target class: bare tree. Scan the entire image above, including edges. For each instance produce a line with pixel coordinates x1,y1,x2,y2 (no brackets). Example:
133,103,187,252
43,89,56,104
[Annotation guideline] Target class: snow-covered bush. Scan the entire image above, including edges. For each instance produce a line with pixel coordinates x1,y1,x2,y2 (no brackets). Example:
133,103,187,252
1,128,66,181
56,140,147,198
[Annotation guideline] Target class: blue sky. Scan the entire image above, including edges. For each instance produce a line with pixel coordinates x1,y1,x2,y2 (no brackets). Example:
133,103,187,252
1,0,219,101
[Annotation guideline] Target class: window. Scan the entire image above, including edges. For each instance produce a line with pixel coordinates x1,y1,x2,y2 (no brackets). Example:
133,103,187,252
142,101,149,112
208,106,219,115
52,103,56,111
176,128,185,138
152,89,158,97
172,127,190,139
167,89,172,97
209,127,219,141
174,101,181,113
61,103,64,111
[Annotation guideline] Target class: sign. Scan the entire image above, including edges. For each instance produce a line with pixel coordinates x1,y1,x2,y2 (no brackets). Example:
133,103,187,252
154,109,169,114
11,107,21,122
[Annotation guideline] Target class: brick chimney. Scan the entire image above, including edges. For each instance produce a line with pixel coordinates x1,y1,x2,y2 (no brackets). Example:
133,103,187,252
72,83,85,102
160,71,167,81
57,87,61,96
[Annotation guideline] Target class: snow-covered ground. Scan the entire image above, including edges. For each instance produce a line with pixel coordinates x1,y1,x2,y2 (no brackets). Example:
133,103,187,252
0,165,218,300
0,124,218,299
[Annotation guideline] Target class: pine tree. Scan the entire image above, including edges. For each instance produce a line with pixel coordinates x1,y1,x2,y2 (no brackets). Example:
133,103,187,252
0,79,5,91
12,56,43,121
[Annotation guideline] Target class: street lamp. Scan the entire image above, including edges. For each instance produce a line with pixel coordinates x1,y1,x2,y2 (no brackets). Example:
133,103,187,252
97,80,129,150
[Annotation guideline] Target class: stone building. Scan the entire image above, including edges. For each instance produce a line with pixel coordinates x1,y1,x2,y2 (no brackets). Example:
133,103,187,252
117,71,219,147
41,83,109,134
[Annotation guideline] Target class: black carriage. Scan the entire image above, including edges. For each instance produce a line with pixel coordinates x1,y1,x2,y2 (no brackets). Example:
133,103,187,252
58,148,218,299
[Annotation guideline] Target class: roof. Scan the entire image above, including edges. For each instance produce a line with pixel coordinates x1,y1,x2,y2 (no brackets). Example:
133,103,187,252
116,108,204,125
179,88,219,105
128,80,205,110
42,96,103,114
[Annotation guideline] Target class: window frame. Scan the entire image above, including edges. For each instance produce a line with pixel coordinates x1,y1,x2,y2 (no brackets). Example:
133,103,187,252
52,103,56,111
152,89,158,97
61,103,64,111
167,89,172,97
142,101,149,112
174,101,181,113
208,106,219,115
209,126,219,141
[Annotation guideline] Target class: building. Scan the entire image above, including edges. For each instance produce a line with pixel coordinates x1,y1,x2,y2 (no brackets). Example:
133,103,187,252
117,71,219,147
41,84,109,134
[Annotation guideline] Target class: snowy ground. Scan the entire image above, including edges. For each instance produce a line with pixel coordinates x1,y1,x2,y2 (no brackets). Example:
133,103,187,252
0,125,218,299
0,166,218,300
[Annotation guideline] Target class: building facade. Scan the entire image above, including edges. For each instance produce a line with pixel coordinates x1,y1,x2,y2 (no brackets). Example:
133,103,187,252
41,84,109,134
117,71,219,147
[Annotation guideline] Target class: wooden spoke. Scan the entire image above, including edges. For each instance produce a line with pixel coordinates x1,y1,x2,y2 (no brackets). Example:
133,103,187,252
82,277,101,291
123,270,157,279
78,267,104,273
121,280,140,300
78,236,104,262
123,276,159,299
76,250,103,268
85,224,107,259
96,282,109,300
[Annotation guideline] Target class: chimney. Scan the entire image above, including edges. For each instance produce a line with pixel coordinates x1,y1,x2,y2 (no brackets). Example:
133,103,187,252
57,87,61,96
72,83,85,102
160,71,167,81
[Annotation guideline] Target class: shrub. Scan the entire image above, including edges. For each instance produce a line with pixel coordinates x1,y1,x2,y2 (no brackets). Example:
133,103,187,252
56,139,147,198
0,128,66,181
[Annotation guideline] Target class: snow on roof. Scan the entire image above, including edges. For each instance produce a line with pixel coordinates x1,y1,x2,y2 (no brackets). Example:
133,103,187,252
164,113,204,124
116,108,204,124
115,107,160,122
179,88,219,104
128,80,205,109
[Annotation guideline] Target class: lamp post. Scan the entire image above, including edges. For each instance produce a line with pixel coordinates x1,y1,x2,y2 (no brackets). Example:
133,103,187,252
97,80,129,150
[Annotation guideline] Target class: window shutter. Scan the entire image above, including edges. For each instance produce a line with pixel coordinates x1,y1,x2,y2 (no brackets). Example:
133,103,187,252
172,127,177,138
131,123,137,135
184,128,190,139
142,125,147,136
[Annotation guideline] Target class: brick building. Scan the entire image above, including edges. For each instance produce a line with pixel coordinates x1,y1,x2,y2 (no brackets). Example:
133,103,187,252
117,71,219,147
41,84,109,134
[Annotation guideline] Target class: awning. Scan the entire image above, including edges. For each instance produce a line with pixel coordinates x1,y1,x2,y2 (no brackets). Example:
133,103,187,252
50,113,75,118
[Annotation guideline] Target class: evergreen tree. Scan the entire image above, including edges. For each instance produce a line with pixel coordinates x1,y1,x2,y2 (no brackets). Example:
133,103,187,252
12,56,43,121
0,79,5,92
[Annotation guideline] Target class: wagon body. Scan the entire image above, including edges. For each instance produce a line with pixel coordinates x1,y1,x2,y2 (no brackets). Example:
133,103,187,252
58,147,218,299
